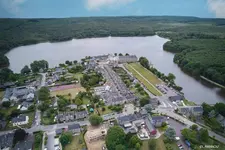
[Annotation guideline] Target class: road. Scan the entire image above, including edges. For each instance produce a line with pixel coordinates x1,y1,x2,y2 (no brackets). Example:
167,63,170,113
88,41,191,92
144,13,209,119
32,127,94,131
46,130,55,150
153,108,225,144
0,120,89,136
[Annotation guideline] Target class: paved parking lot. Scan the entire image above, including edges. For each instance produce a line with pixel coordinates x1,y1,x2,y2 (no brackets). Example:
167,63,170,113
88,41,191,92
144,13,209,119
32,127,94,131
167,118,189,149
47,131,56,150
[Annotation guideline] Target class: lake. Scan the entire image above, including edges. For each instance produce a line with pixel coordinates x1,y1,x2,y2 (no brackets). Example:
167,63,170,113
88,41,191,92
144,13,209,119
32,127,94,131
6,35,225,104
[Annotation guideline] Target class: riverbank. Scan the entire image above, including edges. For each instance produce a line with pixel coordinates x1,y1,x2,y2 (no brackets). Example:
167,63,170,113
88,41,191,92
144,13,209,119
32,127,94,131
200,76,225,89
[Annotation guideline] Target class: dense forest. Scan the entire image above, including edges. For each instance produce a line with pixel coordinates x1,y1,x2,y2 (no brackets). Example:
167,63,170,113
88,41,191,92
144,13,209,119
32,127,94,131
1,16,225,85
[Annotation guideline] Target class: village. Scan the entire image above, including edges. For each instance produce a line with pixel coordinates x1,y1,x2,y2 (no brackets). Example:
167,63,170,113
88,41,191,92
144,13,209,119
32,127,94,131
0,53,225,150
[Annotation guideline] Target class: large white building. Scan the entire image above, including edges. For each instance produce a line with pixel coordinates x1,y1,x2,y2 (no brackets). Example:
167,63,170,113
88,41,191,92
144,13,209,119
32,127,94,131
12,115,29,126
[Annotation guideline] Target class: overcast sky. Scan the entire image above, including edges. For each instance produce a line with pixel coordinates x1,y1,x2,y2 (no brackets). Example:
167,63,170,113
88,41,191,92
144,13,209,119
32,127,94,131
0,0,225,18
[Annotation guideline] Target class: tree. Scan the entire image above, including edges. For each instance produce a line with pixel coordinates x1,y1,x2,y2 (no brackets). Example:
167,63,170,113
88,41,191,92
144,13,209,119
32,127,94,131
65,60,72,65
21,65,31,74
161,122,167,127
114,53,118,56
13,129,27,144
73,60,78,64
75,98,83,106
190,124,198,131
148,139,156,150
0,54,9,68
106,126,126,150
135,143,141,150
139,57,150,69
167,73,176,82
30,60,48,73
140,97,149,107
0,68,14,84
89,114,103,126
38,87,50,101
59,132,73,147
214,103,225,117
115,144,126,150
129,135,142,148
135,83,141,88
199,128,209,142
119,53,123,56
102,107,106,111
2,101,11,108
144,104,152,113
125,53,129,56
164,128,176,141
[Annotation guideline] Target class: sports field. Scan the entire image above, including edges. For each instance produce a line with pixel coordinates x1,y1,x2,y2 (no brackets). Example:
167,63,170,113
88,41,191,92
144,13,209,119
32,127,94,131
50,84,85,99
129,63,161,85
125,63,162,96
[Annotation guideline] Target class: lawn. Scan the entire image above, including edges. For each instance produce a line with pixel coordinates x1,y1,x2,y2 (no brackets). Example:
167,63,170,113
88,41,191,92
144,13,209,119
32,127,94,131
41,112,57,125
125,64,162,96
0,91,4,100
51,87,86,99
34,131,43,150
64,133,87,150
183,99,196,106
130,87,149,99
97,106,113,115
130,63,161,85
141,135,166,150
82,97,90,105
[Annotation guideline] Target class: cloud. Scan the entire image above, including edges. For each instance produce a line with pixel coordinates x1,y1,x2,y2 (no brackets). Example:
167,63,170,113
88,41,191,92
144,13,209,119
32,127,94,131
207,0,225,18
0,0,27,15
86,0,136,10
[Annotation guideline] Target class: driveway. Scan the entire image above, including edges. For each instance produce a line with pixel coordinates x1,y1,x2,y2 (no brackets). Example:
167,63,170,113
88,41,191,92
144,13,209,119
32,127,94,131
167,118,189,150
46,131,56,150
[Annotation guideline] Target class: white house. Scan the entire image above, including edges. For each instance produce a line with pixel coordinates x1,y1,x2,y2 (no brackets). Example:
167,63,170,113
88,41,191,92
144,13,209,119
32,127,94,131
12,115,29,126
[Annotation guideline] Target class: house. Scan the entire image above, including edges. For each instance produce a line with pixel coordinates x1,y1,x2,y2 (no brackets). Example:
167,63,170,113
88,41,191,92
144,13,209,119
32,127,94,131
0,133,14,150
169,95,184,103
12,115,29,126
117,55,138,63
26,93,35,102
216,114,225,127
145,115,157,136
67,124,81,134
151,116,165,127
20,101,33,111
56,128,63,135
67,104,77,110
178,106,203,117
208,110,217,118
192,106,203,116
13,134,34,150
75,110,88,120
0,120,6,130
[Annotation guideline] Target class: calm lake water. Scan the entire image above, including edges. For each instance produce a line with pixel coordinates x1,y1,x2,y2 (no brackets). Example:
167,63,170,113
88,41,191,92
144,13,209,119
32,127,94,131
6,35,225,104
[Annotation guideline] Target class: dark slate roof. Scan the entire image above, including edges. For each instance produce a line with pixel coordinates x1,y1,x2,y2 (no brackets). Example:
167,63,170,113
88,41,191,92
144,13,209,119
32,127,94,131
68,124,80,130
117,114,138,124
193,106,203,112
152,116,165,121
75,111,88,119
56,128,63,135
0,133,14,149
169,95,183,101
0,120,7,129
13,134,34,150
12,115,27,123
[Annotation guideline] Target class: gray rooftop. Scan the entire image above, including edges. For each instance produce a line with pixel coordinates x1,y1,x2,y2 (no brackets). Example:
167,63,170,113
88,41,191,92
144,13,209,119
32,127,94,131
13,134,34,150
68,124,80,130
0,133,14,149
12,115,27,123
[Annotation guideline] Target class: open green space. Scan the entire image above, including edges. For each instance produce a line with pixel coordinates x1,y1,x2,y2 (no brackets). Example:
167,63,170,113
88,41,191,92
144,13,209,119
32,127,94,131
0,91,4,100
141,135,180,150
125,64,161,96
183,99,196,106
97,106,113,115
64,133,87,150
34,131,43,150
130,63,161,85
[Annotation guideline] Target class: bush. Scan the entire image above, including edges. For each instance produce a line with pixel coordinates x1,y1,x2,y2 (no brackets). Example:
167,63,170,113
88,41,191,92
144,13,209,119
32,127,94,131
89,114,103,126
2,101,11,107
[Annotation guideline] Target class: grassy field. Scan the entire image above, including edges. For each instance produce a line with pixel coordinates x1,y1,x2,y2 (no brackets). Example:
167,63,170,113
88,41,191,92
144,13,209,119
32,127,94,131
97,106,113,115
141,135,166,150
65,133,87,150
34,131,43,150
130,63,161,85
0,91,4,100
125,63,162,96
141,135,180,150
51,87,86,99
183,99,196,106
